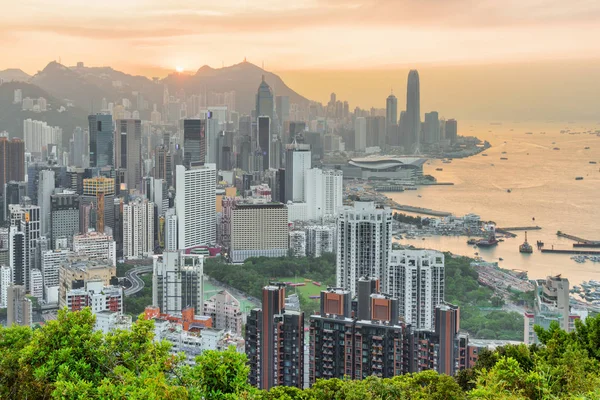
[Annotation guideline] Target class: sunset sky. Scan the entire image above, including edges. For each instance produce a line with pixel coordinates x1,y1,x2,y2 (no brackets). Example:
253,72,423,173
2,0,599,75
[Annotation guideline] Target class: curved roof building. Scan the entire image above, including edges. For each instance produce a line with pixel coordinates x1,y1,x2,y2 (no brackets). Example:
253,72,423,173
344,156,426,180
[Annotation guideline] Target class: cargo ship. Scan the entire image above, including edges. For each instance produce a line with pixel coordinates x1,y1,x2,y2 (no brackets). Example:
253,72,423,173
519,232,533,253
476,235,499,247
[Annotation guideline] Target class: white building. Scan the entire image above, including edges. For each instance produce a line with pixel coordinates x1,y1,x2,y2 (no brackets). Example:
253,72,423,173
13,89,22,104
65,281,124,314
336,202,392,296
286,202,309,223
304,168,343,221
42,249,72,295
289,230,306,257
387,250,445,330
164,208,178,252
203,290,243,336
0,266,12,308
30,268,44,300
38,170,55,238
23,119,62,154
354,117,367,151
284,143,311,202
175,164,216,249
152,251,204,315
306,225,336,257
73,231,116,266
123,198,154,259
95,311,133,334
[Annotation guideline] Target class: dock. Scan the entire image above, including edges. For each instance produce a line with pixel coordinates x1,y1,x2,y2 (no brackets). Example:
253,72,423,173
541,248,600,255
499,226,542,231
574,243,600,248
390,205,452,217
557,231,600,245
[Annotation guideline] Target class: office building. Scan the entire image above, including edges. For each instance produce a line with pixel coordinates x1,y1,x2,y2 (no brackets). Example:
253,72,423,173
405,70,421,153
80,176,116,234
246,284,304,390
203,290,243,336
445,119,458,142
8,226,25,289
336,202,392,296
223,198,289,263
255,75,274,122
30,268,43,300
423,112,440,144
50,191,80,249
3,180,26,223
37,170,55,238
385,93,398,145
257,116,271,170
284,143,311,203
7,285,32,327
69,127,89,168
306,225,336,257
304,168,343,221
366,116,386,148
152,251,204,315
58,256,116,307
9,199,41,291
0,137,25,198
288,121,306,144
89,114,114,168
123,198,154,259
42,248,72,302
72,231,116,265
175,164,216,249
354,117,366,151
387,250,445,330
275,95,290,132
183,119,206,167
114,119,142,191
154,144,173,188
0,265,12,308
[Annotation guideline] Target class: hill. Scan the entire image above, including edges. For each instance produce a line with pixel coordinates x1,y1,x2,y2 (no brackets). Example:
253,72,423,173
0,68,31,82
0,81,88,145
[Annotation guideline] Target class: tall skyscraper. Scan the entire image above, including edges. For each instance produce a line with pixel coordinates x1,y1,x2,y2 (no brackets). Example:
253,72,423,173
445,119,458,143
114,119,142,191
257,116,271,170
175,164,216,249
423,112,440,144
80,177,116,234
154,144,173,188
405,70,421,153
354,117,366,151
50,191,80,249
152,251,204,315
387,250,445,330
284,143,311,203
37,170,55,238
88,114,114,168
123,198,154,260
386,93,399,146
3,181,27,223
246,284,304,390
255,75,274,121
304,168,343,221
183,119,206,168
275,95,290,133
336,202,392,296
0,137,25,197
9,199,41,291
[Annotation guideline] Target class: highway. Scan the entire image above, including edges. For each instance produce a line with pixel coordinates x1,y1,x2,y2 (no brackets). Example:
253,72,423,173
124,265,153,296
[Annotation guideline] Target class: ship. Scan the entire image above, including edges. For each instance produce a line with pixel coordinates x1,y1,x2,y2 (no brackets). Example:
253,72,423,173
589,161,597,164
467,238,478,245
436,168,443,171
519,231,533,253
576,177,584,180
500,157,508,160
476,234,499,247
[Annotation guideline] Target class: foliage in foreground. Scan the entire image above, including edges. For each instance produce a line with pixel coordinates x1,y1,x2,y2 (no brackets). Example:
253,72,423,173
3,309,600,398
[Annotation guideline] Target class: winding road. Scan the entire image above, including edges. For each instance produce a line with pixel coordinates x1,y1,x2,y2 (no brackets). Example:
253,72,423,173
124,265,153,296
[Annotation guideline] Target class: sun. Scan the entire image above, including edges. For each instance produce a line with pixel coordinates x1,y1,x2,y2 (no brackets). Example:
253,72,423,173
176,66,184,73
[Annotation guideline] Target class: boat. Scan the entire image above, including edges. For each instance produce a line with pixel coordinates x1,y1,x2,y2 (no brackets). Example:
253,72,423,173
576,177,584,180
499,257,504,261
482,154,488,157
467,238,478,245
519,231,533,253
476,234,499,247
525,132,533,135
502,151,507,154
442,160,451,164
589,161,597,164
507,189,512,193
436,168,443,171
585,146,590,149
417,195,422,198
553,147,560,150
500,157,508,160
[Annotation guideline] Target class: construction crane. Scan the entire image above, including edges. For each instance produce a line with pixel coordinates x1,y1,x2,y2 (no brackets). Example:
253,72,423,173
96,192,105,233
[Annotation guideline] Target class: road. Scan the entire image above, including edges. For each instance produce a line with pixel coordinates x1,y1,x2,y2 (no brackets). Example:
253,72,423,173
124,265,153,296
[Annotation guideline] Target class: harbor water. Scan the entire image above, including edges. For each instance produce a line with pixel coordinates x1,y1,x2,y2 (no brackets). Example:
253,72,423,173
386,121,600,285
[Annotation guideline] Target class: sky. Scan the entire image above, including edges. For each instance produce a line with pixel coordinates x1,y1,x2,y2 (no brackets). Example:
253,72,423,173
1,0,599,120
2,0,600,75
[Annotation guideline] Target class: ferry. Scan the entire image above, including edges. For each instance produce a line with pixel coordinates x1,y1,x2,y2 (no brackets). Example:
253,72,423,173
585,147,591,149
436,168,443,171
476,235,499,248
482,153,488,156
500,157,508,160
589,161,597,164
576,177,584,180
553,147,560,150
507,189,512,193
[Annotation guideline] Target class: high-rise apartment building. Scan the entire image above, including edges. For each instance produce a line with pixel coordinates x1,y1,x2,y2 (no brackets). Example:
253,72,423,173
50,191,80,249
0,265,12,308
152,251,204,315
175,164,216,249
306,225,336,257
7,285,32,327
9,198,41,291
89,114,114,168
37,170,55,238
123,198,154,259
284,143,311,203
223,198,289,263
304,168,343,221
387,250,445,330
72,231,116,265
30,268,43,300
246,284,304,390
42,248,72,301
164,208,178,252
0,137,25,197
183,119,206,167
257,116,271,170
22,119,61,154
203,290,243,336
114,119,142,191
8,226,25,289
336,202,392,296
405,70,421,153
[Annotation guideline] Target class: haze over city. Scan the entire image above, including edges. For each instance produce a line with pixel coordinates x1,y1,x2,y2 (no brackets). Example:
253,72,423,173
2,0,600,119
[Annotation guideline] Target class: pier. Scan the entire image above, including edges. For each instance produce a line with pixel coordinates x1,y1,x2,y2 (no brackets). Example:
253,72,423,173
574,243,600,248
499,226,542,231
541,248,600,255
390,204,451,217
557,231,600,245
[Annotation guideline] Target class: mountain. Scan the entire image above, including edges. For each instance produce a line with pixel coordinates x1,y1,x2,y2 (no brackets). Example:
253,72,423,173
162,61,310,114
0,69,31,82
0,81,88,145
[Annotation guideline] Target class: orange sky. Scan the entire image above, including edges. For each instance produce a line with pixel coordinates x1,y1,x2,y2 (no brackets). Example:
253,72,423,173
2,0,600,76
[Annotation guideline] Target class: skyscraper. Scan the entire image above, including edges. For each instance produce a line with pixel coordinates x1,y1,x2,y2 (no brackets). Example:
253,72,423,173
122,198,154,260
114,119,142,191
386,93,399,146
445,119,458,143
50,191,80,249
255,75,274,122
246,284,304,390
405,70,421,153
354,117,366,151
88,114,114,168
336,202,392,296
183,119,206,168
275,95,290,133
7,285,32,327
175,164,216,249
257,116,271,170
9,198,41,291
284,143,311,203
37,170,55,238
0,137,25,197
303,168,343,221
423,112,440,144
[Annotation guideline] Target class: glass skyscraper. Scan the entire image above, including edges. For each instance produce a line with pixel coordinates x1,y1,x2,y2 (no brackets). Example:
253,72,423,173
88,114,114,168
